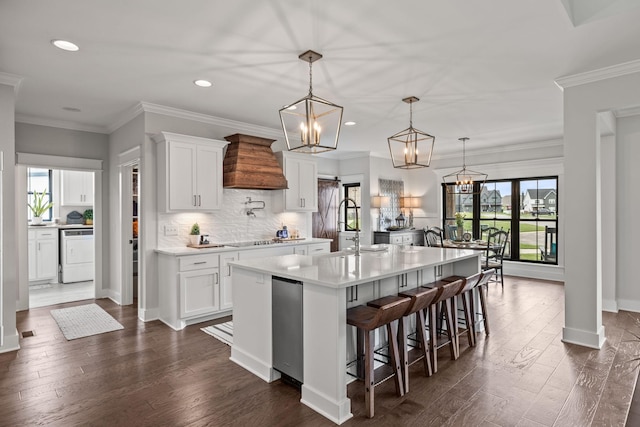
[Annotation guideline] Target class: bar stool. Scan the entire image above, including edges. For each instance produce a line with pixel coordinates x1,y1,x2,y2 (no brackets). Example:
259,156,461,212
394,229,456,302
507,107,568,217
455,272,482,348
473,269,495,337
346,296,411,418
368,287,442,393
422,278,465,373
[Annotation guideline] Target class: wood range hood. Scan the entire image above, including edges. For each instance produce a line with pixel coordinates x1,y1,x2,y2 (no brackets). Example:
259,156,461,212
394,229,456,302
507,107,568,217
222,133,288,190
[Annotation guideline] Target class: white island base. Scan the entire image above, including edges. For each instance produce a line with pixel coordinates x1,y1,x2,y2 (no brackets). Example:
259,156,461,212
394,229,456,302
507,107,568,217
230,245,480,424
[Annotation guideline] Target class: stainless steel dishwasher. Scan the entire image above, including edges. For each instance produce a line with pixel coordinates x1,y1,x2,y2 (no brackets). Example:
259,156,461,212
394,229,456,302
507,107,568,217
272,276,303,385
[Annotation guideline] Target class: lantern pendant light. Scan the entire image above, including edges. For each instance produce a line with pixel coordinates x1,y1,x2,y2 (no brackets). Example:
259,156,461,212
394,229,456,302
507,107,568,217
387,96,435,169
279,50,343,154
442,137,488,194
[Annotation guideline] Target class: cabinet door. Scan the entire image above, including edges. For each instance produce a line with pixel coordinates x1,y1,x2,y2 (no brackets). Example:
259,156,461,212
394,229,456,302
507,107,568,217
37,239,59,279
219,252,239,311
390,235,403,245
402,234,414,245
283,158,302,209
297,158,318,211
293,246,308,255
179,268,219,318
195,145,222,210
168,141,197,210
306,243,330,255
61,171,93,206
28,239,37,280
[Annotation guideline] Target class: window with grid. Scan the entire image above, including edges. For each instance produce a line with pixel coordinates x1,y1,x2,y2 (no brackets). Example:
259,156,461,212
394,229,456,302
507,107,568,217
343,183,361,231
443,176,558,264
27,168,54,222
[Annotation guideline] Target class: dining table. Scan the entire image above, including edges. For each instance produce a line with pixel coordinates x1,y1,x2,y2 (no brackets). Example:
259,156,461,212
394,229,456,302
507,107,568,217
441,239,498,251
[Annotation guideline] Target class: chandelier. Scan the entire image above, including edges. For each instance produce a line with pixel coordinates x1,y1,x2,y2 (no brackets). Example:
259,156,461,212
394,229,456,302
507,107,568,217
442,137,487,194
387,96,435,169
279,50,343,153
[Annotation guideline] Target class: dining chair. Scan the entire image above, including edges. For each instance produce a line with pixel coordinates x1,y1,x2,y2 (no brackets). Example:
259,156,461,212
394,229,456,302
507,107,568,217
481,226,500,241
424,228,443,247
445,224,458,240
483,229,509,288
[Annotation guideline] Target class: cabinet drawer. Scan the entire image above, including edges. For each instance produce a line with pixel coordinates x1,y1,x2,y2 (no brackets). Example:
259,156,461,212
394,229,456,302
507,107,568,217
179,254,219,271
36,229,58,240
402,234,413,244
390,235,403,244
307,243,330,254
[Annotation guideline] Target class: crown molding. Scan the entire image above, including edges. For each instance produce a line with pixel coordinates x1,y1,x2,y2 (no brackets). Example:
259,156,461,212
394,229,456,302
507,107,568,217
0,72,23,93
615,105,640,118
107,102,146,133
15,114,109,134
432,137,564,162
116,101,284,139
555,59,640,90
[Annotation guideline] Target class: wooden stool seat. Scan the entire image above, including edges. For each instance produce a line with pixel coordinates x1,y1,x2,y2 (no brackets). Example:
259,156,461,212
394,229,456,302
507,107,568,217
347,296,411,418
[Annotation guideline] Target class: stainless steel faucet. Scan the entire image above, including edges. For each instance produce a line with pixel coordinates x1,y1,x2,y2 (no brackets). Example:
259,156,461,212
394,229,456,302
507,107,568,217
338,197,360,256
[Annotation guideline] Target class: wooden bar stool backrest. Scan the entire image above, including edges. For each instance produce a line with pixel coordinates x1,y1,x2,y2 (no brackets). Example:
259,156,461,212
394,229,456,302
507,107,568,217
431,278,465,303
478,269,495,288
459,272,482,294
405,286,442,315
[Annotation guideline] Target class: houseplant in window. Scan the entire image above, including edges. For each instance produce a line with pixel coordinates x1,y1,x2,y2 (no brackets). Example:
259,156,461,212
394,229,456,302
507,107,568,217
189,223,201,245
455,212,465,241
83,209,93,225
28,189,53,225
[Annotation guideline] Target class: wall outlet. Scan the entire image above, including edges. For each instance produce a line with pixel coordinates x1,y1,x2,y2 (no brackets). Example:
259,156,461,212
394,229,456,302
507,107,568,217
164,225,179,236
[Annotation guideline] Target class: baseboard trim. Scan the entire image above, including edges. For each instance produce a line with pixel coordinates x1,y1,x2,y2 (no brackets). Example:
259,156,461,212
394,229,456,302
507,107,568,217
602,298,619,313
617,299,640,313
562,325,606,349
230,345,280,383
301,384,353,425
139,307,159,322
0,328,20,354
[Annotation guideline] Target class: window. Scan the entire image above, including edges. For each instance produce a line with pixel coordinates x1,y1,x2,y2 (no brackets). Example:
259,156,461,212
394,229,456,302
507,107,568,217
27,168,54,222
443,176,558,264
343,183,361,231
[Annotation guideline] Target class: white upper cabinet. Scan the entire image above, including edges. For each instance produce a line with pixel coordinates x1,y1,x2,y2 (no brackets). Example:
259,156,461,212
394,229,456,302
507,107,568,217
274,151,318,212
61,170,94,206
154,132,228,212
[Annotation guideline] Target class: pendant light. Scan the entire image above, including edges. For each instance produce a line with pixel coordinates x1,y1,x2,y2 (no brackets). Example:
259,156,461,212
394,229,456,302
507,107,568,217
279,50,343,154
442,137,487,194
387,96,435,169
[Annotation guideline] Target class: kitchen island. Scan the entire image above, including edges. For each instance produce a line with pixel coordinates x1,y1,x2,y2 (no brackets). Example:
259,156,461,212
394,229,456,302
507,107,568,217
229,244,481,424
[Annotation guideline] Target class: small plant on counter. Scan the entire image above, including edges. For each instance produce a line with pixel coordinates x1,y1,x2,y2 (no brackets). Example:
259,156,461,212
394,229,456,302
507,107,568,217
28,189,54,223
83,209,93,225
189,223,201,245
190,223,200,235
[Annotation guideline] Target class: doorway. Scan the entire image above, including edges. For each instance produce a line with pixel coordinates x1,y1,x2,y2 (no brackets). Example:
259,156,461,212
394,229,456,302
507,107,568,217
313,178,340,252
120,161,140,307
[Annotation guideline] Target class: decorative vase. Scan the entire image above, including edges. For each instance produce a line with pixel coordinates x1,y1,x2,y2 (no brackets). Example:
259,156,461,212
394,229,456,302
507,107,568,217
32,216,43,225
456,225,464,241
189,234,201,245
85,219,93,225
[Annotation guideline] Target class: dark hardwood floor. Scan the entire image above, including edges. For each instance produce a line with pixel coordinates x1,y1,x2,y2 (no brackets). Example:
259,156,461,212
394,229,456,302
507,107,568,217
2,276,640,426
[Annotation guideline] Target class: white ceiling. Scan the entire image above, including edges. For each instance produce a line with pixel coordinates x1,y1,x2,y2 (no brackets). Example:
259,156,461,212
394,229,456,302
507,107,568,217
2,0,640,158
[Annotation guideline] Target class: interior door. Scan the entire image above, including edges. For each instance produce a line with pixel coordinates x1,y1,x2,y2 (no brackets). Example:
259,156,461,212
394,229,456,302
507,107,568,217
313,179,340,252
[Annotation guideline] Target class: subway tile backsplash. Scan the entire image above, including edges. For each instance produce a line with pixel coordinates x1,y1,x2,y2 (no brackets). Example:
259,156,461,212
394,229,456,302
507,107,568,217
157,189,308,248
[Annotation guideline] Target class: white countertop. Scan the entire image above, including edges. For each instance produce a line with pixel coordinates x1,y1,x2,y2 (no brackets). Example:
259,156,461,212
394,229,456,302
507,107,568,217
155,238,332,256
229,244,480,288
28,223,93,229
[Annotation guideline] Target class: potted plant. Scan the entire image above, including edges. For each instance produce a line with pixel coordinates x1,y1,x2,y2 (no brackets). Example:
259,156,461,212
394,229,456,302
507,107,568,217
83,209,93,225
28,189,53,225
189,223,201,245
455,212,465,241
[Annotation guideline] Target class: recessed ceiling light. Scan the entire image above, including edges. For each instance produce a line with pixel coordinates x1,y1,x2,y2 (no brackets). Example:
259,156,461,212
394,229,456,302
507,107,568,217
194,79,212,88
62,106,81,112
51,39,79,52
344,121,356,126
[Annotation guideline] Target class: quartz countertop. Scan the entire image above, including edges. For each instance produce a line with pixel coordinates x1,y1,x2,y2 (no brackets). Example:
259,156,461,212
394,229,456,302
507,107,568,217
155,238,332,256
229,244,480,288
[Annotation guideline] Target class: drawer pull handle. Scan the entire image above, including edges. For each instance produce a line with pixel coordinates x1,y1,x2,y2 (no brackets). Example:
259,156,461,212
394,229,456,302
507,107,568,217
193,261,207,265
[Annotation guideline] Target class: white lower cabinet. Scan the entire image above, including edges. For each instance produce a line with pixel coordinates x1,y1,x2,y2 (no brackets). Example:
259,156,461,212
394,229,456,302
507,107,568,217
219,251,239,311
158,241,331,330
28,229,59,282
179,267,219,318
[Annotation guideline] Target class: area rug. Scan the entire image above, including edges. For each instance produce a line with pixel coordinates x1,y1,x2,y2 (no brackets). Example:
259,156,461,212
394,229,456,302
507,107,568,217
50,303,124,340
201,321,233,346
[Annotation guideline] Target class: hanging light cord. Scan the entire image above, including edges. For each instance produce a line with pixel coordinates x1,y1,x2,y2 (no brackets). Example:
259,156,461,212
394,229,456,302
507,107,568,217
460,137,469,169
308,54,313,96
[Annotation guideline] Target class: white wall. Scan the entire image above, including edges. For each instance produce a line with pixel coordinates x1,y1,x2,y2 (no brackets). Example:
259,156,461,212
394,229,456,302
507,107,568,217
616,114,640,311
0,82,18,352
